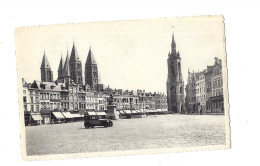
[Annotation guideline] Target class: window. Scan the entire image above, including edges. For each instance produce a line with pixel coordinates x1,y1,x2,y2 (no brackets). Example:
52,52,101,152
36,105,39,112
31,105,34,112
23,90,26,95
30,97,33,103
23,97,27,103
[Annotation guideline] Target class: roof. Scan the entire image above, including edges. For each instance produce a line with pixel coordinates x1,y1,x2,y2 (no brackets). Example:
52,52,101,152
86,47,97,65
40,52,51,69
70,43,81,62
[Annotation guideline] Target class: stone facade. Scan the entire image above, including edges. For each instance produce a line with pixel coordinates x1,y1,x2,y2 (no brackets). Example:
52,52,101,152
185,57,224,113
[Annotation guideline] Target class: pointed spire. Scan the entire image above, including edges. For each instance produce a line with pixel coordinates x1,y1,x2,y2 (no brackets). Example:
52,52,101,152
171,26,176,54
58,55,64,71
86,47,97,64
58,54,64,78
63,50,70,77
70,42,80,62
40,51,51,69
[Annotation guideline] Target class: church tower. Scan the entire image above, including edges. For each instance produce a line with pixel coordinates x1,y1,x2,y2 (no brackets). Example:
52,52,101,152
69,42,83,85
40,51,53,82
85,47,98,91
167,32,185,113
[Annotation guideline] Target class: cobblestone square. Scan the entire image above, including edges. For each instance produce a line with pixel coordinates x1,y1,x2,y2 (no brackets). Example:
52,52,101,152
25,115,226,156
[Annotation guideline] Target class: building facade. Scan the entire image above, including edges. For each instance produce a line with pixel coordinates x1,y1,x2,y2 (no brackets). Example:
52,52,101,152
185,57,224,113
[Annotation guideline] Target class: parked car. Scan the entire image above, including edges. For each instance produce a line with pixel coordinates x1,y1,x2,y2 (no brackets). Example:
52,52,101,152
84,112,113,128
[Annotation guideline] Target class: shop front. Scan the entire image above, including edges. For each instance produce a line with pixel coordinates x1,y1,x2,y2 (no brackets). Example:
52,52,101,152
40,109,51,124
208,95,224,113
30,113,43,125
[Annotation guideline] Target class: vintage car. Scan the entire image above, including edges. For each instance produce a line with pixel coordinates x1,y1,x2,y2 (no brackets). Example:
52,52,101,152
84,111,113,128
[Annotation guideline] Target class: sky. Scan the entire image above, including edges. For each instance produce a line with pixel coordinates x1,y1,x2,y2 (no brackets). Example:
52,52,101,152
15,16,226,94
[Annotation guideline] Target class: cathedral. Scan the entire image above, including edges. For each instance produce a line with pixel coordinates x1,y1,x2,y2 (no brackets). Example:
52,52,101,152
166,32,185,113
40,43,102,91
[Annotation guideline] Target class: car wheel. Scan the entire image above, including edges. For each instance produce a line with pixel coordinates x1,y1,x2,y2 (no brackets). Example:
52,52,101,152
104,123,108,128
109,121,113,127
91,126,94,128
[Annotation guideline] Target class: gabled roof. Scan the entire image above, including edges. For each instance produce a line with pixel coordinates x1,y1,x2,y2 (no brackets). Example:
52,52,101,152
70,43,81,62
86,47,97,65
40,51,51,69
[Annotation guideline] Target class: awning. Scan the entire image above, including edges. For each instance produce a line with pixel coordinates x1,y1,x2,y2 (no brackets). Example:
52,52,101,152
52,112,65,119
31,114,43,121
96,112,106,116
125,110,132,114
86,112,96,116
71,113,82,118
132,110,138,114
120,111,125,114
136,110,142,113
61,112,75,118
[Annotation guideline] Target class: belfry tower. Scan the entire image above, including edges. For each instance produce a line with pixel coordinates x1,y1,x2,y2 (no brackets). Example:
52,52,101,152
69,42,83,85
85,47,98,91
40,51,53,82
166,31,185,113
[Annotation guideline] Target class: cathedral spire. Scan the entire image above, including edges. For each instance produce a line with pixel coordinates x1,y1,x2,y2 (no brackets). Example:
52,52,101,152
70,42,80,62
40,51,53,82
63,50,70,77
40,51,51,69
85,47,99,91
86,47,97,65
58,54,64,79
171,27,176,54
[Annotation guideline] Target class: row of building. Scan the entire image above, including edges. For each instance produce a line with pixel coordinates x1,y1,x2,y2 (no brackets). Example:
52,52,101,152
185,57,224,113
22,42,167,125
166,31,224,114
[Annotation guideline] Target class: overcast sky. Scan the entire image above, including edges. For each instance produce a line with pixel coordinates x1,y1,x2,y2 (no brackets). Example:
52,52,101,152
15,16,226,94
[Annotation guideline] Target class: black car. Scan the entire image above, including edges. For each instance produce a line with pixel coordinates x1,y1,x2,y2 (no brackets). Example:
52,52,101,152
84,111,113,128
